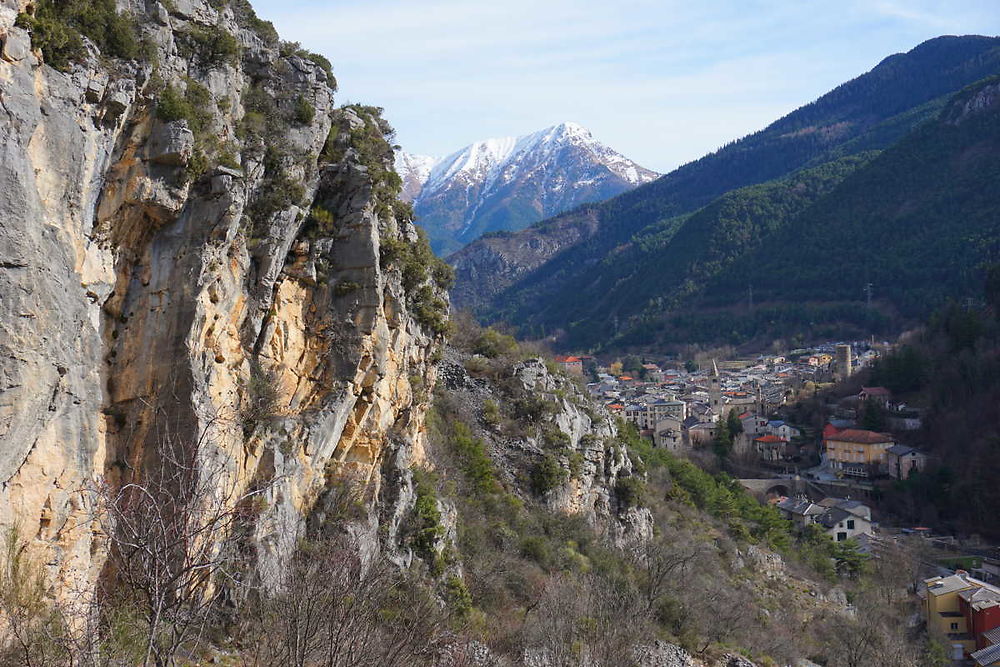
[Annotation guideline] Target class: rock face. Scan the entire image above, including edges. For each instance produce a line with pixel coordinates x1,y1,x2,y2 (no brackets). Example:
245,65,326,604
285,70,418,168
436,349,652,545
0,0,444,597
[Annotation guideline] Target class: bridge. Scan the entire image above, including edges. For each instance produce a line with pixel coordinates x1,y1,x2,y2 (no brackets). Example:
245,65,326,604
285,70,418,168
738,475,876,502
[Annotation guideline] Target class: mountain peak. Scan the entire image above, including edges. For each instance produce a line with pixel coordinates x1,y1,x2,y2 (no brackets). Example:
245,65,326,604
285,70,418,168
394,123,658,254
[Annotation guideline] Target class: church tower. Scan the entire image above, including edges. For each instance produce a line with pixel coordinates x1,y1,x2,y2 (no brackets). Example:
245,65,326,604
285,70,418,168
709,359,722,417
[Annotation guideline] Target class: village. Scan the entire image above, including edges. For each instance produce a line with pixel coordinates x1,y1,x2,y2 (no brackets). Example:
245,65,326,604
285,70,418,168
559,343,1000,666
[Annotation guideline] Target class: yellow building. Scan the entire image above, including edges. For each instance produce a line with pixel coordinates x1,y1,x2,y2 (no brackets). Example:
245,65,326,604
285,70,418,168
824,428,894,478
923,574,978,659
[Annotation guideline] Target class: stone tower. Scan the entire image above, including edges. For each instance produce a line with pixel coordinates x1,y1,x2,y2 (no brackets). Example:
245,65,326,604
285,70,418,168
835,344,853,381
709,359,722,417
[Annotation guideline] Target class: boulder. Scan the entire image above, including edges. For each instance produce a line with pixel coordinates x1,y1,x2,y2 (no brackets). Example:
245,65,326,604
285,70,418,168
147,120,194,166
1,28,30,62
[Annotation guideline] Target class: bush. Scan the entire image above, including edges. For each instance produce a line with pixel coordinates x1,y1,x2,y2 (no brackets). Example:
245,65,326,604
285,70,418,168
230,0,278,45
19,0,141,71
614,476,646,510
449,422,499,495
293,95,316,126
409,469,445,571
531,453,567,496
240,361,280,437
177,23,240,68
444,576,473,617
481,399,501,428
473,329,518,359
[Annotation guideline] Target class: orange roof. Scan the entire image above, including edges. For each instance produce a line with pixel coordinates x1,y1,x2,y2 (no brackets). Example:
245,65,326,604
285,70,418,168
755,435,787,443
827,429,893,445
554,355,581,363
607,403,624,410
619,376,634,381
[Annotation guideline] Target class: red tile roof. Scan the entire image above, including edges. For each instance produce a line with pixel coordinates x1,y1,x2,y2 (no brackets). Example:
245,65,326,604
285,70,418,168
555,355,581,363
827,429,893,445
755,435,787,444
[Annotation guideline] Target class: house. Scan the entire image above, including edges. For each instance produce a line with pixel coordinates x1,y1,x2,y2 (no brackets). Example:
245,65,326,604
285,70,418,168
754,434,788,462
815,498,872,542
776,496,873,542
688,422,717,447
959,586,1000,650
824,429,895,478
859,386,892,407
776,497,825,529
654,416,684,451
924,574,1000,659
648,397,687,423
888,406,923,431
767,420,800,441
740,412,768,437
924,574,979,659
554,355,584,376
885,444,927,479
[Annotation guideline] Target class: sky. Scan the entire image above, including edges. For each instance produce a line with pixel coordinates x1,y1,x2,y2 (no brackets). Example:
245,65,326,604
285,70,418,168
251,0,1000,173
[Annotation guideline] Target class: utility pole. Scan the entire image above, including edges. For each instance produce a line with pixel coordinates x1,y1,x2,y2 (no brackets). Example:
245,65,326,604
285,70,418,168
864,282,873,309
748,284,753,311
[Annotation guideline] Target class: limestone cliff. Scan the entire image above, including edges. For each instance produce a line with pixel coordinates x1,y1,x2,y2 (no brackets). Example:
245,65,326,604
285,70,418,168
0,0,447,597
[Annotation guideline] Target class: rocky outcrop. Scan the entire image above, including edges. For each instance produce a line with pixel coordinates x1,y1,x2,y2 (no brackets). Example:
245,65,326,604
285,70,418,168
0,0,445,598
436,349,652,544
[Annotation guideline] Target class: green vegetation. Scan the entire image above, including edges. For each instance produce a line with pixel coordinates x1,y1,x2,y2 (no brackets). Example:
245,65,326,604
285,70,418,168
872,272,1000,539
408,468,446,574
323,105,404,218
472,37,1000,353
176,22,240,68
380,229,453,336
293,95,316,126
156,78,225,182
17,0,141,71
531,452,568,495
620,422,792,551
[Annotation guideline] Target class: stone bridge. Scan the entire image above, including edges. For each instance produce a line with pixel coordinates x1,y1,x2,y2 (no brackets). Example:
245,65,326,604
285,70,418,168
738,476,876,502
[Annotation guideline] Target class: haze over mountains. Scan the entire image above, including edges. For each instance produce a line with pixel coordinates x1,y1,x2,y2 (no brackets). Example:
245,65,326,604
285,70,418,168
450,35,1000,352
395,122,657,255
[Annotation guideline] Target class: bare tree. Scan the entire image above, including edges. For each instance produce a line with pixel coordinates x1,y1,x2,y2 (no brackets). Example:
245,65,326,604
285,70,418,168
92,420,270,667
240,534,445,667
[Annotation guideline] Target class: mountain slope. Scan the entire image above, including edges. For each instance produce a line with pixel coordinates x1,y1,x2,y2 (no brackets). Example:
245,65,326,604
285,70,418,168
453,35,1000,339
398,122,657,255
698,77,1000,329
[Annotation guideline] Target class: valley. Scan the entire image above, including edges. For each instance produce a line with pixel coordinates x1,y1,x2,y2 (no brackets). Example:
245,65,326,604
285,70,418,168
0,1,998,666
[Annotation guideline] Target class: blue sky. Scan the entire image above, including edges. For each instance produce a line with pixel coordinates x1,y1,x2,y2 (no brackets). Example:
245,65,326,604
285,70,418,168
251,0,1000,173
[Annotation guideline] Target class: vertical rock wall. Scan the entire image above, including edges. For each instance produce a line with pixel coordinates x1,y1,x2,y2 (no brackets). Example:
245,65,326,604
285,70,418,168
0,0,444,597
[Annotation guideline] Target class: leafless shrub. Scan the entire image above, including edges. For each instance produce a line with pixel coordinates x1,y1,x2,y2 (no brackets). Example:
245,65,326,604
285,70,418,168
239,534,445,667
90,422,270,666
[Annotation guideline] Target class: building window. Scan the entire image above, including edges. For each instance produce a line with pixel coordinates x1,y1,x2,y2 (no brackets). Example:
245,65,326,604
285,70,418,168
950,622,958,631
837,532,847,542
847,520,855,530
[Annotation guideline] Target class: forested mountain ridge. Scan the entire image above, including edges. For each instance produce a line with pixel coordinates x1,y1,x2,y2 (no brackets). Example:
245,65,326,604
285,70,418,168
451,35,1000,350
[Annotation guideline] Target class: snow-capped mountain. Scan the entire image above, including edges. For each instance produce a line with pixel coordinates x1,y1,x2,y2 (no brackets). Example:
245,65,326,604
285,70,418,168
394,122,658,255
